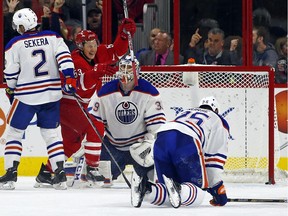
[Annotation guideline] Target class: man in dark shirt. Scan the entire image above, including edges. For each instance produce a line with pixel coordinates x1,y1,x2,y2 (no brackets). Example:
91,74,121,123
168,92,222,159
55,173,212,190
185,28,240,65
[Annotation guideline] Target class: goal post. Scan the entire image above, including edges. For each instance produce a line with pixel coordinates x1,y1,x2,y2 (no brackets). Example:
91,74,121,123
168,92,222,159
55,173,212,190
139,65,277,184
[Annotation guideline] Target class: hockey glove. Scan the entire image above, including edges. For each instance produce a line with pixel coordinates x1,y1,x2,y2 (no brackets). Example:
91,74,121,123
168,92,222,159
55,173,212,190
207,181,228,206
63,77,77,94
5,87,14,104
93,63,117,79
119,18,136,40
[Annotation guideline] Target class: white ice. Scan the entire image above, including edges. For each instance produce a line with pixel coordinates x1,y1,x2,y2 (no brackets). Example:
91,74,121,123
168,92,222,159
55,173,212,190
0,177,287,216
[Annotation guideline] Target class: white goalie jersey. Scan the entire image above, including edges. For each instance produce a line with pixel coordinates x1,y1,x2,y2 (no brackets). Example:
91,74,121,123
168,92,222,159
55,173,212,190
88,79,166,150
4,30,74,105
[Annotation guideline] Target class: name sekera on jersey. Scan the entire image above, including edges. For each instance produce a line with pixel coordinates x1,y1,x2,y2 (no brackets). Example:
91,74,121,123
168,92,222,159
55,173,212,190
24,38,49,48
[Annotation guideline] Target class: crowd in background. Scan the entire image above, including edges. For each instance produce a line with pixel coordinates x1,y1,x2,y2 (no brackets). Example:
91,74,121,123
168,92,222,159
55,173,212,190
2,0,287,83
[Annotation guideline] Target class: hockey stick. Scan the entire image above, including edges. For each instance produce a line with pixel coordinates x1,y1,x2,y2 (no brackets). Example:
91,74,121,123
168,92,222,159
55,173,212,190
228,198,288,203
71,156,86,188
122,0,138,86
72,92,131,188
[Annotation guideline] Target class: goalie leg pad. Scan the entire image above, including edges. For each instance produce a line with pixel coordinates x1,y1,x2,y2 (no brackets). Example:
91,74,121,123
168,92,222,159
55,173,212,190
98,160,113,187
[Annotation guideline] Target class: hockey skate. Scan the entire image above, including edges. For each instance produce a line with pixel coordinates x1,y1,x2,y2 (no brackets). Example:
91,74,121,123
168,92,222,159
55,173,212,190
34,163,53,188
52,161,67,190
86,165,105,187
0,161,19,190
131,172,152,208
162,174,181,208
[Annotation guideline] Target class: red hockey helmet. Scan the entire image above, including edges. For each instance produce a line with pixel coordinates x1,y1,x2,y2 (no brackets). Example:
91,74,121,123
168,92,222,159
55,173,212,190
75,30,98,50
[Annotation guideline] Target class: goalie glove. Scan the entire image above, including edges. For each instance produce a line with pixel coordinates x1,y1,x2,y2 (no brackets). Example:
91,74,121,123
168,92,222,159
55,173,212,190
130,139,154,167
207,181,228,206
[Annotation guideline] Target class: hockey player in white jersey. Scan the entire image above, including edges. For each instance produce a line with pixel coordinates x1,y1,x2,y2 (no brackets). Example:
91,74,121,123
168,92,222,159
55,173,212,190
131,96,230,208
88,55,166,184
0,8,76,190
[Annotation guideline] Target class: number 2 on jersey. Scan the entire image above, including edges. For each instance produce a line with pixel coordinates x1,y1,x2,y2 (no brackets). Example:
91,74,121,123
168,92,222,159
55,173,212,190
32,49,48,77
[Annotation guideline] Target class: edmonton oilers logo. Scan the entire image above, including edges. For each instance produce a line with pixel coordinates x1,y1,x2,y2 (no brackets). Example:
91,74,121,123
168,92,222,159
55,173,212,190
115,101,138,124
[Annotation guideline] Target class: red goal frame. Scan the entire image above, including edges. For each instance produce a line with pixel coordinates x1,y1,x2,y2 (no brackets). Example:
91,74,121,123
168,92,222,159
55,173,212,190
141,65,276,184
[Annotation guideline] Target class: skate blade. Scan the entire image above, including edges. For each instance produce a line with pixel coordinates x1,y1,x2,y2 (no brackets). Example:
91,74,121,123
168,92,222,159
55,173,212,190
53,182,67,190
86,180,105,188
163,175,181,208
34,182,53,188
0,181,15,190
101,182,113,188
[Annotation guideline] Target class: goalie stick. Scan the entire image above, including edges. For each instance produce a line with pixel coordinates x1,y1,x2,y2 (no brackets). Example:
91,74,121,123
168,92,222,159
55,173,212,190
122,0,138,86
227,198,287,203
72,92,131,188
70,156,86,188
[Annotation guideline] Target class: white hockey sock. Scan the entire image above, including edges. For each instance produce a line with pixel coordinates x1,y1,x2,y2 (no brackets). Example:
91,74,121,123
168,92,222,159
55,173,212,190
4,126,24,169
180,182,205,206
144,183,167,206
40,128,65,171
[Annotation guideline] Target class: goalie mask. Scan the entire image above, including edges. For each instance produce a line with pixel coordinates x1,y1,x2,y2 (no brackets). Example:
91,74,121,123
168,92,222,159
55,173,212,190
117,55,140,84
12,8,38,34
199,96,220,113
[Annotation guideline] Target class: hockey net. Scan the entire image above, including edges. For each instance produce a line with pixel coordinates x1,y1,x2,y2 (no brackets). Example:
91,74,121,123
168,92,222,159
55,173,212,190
102,65,287,184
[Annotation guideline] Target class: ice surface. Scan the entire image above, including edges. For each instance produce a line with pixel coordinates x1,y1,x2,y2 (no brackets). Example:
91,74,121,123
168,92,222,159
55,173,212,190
0,177,287,216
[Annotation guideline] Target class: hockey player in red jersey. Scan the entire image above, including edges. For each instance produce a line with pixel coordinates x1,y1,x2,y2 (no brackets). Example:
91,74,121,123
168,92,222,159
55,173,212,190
34,18,136,187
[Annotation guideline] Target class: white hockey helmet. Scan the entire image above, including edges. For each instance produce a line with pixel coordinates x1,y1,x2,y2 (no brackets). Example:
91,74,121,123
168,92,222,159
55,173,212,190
199,96,220,113
12,8,38,34
117,55,140,84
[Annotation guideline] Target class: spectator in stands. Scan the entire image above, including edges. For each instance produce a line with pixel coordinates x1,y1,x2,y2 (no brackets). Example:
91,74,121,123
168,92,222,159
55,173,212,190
87,7,103,43
66,22,83,52
184,18,219,63
41,0,69,40
252,26,279,69
253,7,287,47
139,30,184,65
186,27,240,65
253,8,271,29
95,0,103,11
3,0,21,47
224,35,243,65
274,37,288,84
40,0,82,52
136,27,160,58
275,37,288,58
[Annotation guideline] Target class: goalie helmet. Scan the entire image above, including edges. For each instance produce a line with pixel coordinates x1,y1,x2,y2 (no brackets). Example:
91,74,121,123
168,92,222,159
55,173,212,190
117,55,140,84
75,30,99,50
12,8,38,35
199,96,219,113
